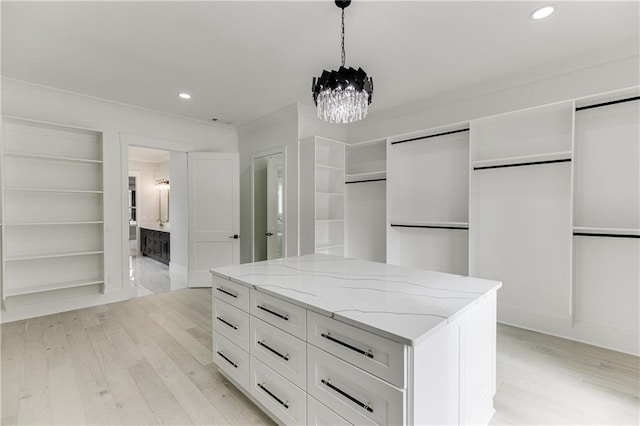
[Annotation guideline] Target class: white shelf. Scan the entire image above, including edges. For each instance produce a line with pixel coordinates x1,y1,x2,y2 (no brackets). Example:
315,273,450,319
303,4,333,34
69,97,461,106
4,279,104,298
315,243,344,250
3,152,103,164
346,171,386,182
471,151,572,170
316,192,344,197
316,164,344,171
4,221,104,226
5,250,104,262
4,187,103,194
573,227,640,237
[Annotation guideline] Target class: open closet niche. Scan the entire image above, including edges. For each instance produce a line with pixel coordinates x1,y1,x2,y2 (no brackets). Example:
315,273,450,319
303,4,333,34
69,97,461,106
345,139,387,263
1,118,105,307
387,126,470,275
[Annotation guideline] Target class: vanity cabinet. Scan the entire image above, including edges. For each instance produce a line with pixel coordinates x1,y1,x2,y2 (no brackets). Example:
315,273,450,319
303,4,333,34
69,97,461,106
140,227,170,264
211,254,500,425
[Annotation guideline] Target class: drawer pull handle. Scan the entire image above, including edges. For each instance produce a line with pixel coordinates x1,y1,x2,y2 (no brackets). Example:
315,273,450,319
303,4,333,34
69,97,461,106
216,316,238,330
216,287,238,298
257,304,289,321
216,351,238,368
257,340,290,361
321,333,374,359
257,382,290,409
321,379,373,413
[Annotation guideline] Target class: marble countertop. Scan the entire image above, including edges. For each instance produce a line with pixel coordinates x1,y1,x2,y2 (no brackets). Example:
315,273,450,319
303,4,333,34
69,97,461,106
211,254,501,346
137,222,170,232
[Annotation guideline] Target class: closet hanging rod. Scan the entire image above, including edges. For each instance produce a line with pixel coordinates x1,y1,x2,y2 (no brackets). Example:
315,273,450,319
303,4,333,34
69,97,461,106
573,232,640,239
576,96,639,112
391,128,469,145
473,158,571,171
345,178,386,184
390,223,469,230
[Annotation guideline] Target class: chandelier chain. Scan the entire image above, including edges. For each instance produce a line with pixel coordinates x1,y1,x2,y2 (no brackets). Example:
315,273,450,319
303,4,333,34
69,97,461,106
341,8,346,67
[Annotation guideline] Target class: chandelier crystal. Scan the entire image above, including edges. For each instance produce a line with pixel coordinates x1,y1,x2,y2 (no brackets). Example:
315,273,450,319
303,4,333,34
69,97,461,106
312,1,373,124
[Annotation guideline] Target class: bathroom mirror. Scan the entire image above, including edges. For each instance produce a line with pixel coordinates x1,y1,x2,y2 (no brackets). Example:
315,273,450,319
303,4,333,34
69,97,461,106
156,178,170,225
253,150,285,261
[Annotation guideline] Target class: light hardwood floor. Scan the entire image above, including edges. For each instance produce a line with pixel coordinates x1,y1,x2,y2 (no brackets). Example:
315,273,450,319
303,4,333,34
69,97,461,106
1,288,638,425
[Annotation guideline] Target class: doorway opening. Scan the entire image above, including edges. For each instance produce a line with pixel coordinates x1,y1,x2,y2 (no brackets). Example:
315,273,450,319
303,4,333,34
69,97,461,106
128,146,173,296
253,150,285,262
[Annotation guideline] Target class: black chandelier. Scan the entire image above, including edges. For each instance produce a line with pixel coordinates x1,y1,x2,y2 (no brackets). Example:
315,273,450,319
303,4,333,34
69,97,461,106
312,0,373,124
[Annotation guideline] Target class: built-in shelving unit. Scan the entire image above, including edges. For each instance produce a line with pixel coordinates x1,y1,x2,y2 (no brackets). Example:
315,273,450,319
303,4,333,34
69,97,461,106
1,118,105,305
387,126,470,275
300,136,346,256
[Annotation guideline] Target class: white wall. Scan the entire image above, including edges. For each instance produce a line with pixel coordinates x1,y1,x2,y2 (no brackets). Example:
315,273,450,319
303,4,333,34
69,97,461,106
1,78,237,321
169,152,188,289
348,56,639,143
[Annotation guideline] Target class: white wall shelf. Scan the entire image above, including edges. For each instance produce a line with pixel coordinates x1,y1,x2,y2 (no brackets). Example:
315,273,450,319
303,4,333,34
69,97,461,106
573,227,640,238
471,151,572,170
1,118,105,304
3,152,103,164
389,221,469,230
345,170,386,183
5,250,105,262
5,279,105,298
300,137,346,255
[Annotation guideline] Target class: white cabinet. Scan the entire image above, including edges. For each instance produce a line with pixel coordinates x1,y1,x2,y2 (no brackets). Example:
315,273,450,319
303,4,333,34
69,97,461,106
300,137,346,256
1,118,104,305
387,127,470,275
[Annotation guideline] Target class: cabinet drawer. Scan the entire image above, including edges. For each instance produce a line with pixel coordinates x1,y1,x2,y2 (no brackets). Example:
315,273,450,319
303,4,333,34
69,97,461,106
250,316,306,389
213,332,249,390
307,310,406,388
250,356,306,426
250,290,306,340
307,345,404,426
213,298,250,352
307,396,353,426
212,274,250,312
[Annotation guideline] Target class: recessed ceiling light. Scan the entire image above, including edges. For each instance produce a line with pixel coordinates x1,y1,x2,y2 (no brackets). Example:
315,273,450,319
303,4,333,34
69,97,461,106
530,5,555,20
178,93,191,100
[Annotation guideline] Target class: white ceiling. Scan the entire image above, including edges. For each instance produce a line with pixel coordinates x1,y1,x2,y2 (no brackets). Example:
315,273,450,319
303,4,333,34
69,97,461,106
129,146,171,163
2,1,638,126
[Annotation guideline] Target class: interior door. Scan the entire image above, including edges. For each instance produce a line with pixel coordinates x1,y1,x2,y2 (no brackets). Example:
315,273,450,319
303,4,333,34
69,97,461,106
188,152,239,287
266,156,280,259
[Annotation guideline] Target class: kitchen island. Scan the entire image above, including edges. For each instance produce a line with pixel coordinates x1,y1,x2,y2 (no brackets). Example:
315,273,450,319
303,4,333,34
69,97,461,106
210,254,501,425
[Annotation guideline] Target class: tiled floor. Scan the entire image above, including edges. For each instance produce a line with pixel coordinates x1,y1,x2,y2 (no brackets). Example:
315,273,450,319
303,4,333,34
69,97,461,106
129,240,171,297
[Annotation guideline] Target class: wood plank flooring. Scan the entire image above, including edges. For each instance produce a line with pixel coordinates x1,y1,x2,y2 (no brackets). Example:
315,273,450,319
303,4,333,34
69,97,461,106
1,288,638,425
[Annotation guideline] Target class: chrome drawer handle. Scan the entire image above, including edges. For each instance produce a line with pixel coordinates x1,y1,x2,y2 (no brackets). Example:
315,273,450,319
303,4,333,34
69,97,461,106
216,287,238,298
216,316,238,330
257,340,290,361
321,379,373,413
321,332,374,359
216,351,238,368
257,304,289,321
257,382,289,409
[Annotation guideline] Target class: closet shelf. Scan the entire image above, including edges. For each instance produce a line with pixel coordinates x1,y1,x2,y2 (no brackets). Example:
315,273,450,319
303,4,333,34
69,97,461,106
4,278,104,298
346,171,386,183
316,164,344,171
471,151,572,170
315,192,344,197
3,152,103,164
4,187,103,194
389,221,469,230
5,250,104,262
315,243,344,250
4,221,104,226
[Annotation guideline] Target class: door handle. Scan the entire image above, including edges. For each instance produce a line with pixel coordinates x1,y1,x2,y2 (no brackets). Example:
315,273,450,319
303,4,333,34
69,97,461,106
228,235,239,239
265,232,274,236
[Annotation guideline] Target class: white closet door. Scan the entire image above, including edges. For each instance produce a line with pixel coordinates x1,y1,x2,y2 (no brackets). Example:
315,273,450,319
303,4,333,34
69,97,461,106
470,163,572,320
188,153,239,287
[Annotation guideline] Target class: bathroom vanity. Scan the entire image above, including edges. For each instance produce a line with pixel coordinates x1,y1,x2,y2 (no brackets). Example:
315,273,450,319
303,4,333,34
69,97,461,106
210,254,501,425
